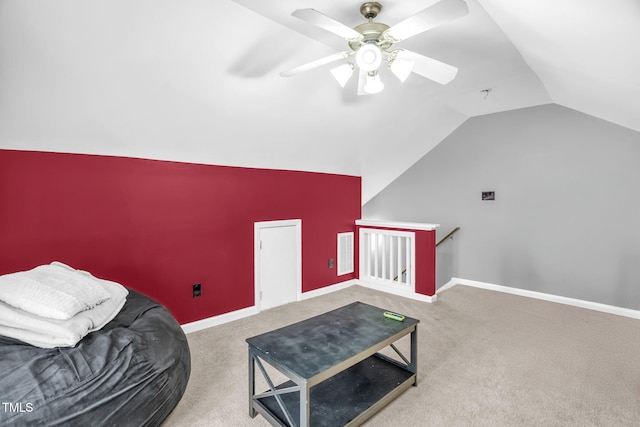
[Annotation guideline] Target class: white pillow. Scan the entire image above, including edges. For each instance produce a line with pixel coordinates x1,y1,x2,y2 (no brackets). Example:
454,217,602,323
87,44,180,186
0,262,111,320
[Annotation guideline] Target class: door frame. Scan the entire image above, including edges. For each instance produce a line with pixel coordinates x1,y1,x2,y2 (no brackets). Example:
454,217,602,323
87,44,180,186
254,219,302,312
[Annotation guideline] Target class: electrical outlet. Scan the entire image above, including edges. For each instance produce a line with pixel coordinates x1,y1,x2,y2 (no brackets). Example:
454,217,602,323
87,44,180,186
328,258,334,269
192,283,202,298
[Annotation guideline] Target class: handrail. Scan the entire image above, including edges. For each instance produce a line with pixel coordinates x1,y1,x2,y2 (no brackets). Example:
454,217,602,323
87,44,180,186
392,226,460,281
436,227,460,247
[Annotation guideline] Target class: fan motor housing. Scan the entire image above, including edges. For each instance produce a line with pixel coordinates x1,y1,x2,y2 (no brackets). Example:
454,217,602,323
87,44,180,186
349,22,391,51
349,3,391,51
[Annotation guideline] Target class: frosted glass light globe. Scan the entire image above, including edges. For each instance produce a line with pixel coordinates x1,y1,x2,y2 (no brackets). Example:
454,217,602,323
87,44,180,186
356,44,382,72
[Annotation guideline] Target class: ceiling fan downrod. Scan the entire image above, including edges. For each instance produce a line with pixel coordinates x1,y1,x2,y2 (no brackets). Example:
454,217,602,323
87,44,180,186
349,2,391,51
360,2,382,20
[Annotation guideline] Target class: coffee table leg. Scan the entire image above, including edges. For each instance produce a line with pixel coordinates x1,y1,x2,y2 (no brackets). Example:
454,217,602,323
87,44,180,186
411,326,418,386
300,381,309,427
248,350,256,417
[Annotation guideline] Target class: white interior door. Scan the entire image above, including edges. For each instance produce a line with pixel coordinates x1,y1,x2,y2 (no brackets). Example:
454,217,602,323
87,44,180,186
255,220,301,311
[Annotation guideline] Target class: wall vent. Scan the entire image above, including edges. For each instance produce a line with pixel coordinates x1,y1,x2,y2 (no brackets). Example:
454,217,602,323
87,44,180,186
337,232,354,275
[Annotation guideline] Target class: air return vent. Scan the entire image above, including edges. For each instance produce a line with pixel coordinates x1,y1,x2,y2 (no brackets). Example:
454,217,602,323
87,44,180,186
337,232,354,275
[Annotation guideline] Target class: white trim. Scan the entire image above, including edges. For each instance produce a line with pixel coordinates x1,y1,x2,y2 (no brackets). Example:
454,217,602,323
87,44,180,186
358,280,437,303
181,306,259,334
359,227,416,291
437,279,459,294
182,281,358,334
184,277,640,334
254,219,302,312
181,278,437,334
439,278,640,320
356,219,440,231
300,279,357,300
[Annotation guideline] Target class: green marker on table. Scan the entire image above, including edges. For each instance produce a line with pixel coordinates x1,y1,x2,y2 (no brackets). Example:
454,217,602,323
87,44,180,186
383,311,405,321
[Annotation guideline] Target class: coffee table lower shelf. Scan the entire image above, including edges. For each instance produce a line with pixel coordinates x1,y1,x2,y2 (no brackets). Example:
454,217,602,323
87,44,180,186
253,354,416,427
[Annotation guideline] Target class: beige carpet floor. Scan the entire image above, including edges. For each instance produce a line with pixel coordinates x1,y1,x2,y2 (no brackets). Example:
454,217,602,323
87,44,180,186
163,284,640,426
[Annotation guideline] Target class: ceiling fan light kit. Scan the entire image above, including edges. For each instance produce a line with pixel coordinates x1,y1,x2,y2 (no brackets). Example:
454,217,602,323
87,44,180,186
389,54,414,83
355,43,383,72
364,71,384,94
281,0,469,96
330,63,355,87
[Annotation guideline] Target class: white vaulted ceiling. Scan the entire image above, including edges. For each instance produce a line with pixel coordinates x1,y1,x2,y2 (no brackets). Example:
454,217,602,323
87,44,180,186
0,0,638,202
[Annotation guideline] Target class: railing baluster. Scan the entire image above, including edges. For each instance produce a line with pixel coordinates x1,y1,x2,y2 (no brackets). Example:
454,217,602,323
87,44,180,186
390,235,395,282
405,236,411,284
363,232,369,279
368,232,373,279
381,234,387,280
396,236,402,283
359,228,415,289
372,234,380,278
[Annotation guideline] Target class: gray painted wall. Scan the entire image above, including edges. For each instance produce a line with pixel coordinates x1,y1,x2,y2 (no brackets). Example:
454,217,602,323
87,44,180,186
363,104,640,310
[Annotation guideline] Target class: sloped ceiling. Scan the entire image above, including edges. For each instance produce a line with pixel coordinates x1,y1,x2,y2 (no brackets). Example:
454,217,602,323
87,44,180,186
0,0,638,203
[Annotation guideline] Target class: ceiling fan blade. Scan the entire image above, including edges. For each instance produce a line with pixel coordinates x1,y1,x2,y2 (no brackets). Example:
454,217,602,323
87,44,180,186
401,50,458,85
384,0,469,42
280,52,352,77
292,8,363,41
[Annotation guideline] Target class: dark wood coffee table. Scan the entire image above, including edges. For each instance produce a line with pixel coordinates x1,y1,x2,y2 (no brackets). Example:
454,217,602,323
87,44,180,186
247,301,419,426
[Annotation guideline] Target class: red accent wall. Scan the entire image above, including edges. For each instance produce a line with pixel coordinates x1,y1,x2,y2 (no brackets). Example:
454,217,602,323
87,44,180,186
414,230,436,296
0,149,361,324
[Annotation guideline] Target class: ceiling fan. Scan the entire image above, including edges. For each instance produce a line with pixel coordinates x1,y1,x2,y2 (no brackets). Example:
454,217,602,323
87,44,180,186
280,0,469,95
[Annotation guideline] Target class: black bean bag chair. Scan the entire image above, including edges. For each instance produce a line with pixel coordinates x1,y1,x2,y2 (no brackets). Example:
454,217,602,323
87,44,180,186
0,290,190,426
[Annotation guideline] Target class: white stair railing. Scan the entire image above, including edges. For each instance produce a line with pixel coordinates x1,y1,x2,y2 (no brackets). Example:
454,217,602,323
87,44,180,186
359,228,415,291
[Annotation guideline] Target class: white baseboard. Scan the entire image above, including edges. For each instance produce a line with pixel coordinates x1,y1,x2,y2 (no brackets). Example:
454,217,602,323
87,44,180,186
358,280,437,303
182,280,357,334
181,278,441,333
181,306,259,334
440,277,640,320
184,278,639,334
437,279,459,294
300,279,357,300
